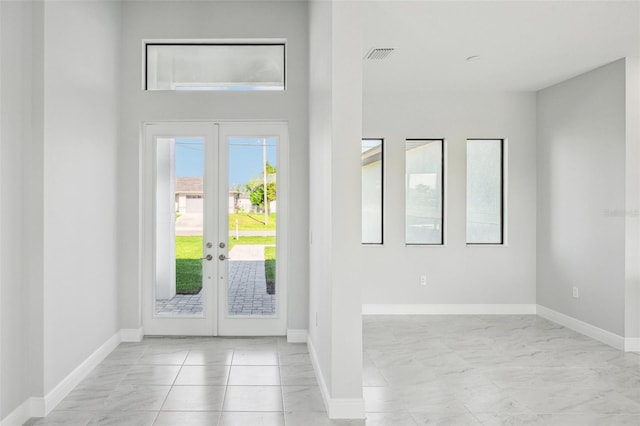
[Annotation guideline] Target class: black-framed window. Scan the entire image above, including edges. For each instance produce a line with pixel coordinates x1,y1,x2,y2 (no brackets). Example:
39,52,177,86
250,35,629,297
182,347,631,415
466,139,504,244
405,139,444,245
145,43,285,91
362,139,384,244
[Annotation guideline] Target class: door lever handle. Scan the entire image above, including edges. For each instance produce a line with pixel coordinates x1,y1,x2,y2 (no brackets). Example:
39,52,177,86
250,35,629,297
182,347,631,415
201,254,213,261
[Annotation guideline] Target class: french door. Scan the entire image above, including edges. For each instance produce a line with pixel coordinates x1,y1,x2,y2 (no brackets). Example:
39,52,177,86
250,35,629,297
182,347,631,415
142,122,288,336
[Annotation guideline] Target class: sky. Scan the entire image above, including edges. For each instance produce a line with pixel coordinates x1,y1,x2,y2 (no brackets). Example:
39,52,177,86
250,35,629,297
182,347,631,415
175,137,277,188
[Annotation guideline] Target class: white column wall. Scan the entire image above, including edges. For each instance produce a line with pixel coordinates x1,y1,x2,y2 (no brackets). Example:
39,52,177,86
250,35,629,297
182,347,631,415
309,0,364,418
308,0,333,399
625,56,640,342
0,0,32,418
42,0,122,393
537,60,626,336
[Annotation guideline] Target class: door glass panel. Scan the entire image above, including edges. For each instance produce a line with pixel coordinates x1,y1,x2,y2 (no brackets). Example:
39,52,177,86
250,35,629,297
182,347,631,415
227,136,277,317
155,137,205,317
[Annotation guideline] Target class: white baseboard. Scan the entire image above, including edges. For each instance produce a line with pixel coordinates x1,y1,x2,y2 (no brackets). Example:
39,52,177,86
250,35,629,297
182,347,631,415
39,332,121,416
0,398,32,426
362,304,537,315
307,336,332,415
120,327,144,342
537,305,626,351
307,336,365,419
29,398,44,419
624,337,640,352
286,329,308,343
326,398,367,419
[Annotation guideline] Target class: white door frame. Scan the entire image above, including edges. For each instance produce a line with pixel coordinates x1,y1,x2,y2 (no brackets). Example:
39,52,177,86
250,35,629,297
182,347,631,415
217,122,289,336
142,122,218,336
141,121,288,336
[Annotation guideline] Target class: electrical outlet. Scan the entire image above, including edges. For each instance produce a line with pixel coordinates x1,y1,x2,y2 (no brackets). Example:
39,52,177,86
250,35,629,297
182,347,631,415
420,275,427,286
572,286,579,298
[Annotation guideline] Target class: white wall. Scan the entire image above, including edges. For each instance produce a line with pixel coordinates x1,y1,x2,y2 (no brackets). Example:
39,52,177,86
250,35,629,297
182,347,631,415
118,1,310,333
308,0,333,394
537,60,626,336
1,0,31,418
308,0,365,417
625,57,640,341
362,91,537,307
42,0,122,392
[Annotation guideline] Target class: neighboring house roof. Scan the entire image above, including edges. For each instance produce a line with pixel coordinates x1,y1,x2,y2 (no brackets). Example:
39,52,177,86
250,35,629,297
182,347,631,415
176,177,203,194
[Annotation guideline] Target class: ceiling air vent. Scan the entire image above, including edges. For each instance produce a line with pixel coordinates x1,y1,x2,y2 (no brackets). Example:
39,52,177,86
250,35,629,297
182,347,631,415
364,48,395,60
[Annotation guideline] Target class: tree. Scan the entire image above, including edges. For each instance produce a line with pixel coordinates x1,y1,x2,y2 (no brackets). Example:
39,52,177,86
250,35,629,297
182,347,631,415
249,182,276,209
247,162,277,212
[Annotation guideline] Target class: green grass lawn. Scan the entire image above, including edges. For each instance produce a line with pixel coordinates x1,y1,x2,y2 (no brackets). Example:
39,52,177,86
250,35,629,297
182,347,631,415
175,235,276,294
176,236,203,294
264,246,276,294
228,213,276,230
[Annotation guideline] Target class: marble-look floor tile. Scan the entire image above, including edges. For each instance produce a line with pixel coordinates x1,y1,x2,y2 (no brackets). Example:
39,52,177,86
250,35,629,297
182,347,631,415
24,411,95,426
101,346,147,366
137,349,189,365
545,413,640,425
362,366,387,386
508,387,640,414
174,365,230,386
459,384,532,415
162,386,226,411
23,317,640,426
410,411,482,426
56,388,113,411
218,412,284,426
78,365,130,389
231,350,279,366
228,366,280,385
104,384,170,411
278,351,312,366
362,412,418,426
120,365,181,385
283,411,364,426
619,387,640,405
87,411,157,426
280,364,318,386
184,349,234,366
153,411,221,425
472,412,551,425
363,385,468,413
228,337,278,350
222,386,283,412
282,385,325,412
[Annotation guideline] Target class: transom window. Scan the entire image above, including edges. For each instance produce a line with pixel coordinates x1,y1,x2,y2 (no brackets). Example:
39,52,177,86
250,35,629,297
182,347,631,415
145,43,286,91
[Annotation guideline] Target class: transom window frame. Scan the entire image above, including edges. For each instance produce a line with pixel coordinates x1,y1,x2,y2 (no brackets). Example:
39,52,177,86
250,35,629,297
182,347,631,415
143,39,287,91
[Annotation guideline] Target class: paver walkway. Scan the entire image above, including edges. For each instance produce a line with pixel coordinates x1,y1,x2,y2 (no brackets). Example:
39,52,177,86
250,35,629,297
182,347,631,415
155,292,203,316
155,244,276,316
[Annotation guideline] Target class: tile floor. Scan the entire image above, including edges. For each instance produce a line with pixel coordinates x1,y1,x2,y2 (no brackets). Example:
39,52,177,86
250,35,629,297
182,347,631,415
25,315,640,425
363,315,640,425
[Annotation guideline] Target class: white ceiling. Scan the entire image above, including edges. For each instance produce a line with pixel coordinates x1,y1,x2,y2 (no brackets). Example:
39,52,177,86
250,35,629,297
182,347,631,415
361,0,640,93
